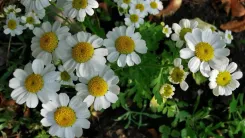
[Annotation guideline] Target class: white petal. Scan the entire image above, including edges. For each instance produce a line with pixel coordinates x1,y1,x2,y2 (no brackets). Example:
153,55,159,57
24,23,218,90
13,69,28,81
180,48,194,59
76,119,90,129
117,54,127,67
200,62,211,77
32,59,44,74
174,58,182,67
94,48,108,56
100,96,110,109
232,71,243,80
105,91,118,103
188,57,200,73
94,97,102,111
213,87,219,96
109,85,120,95
180,81,189,91
9,78,22,89
26,93,39,108
126,54,134,66
65,127,74,138
135,40,147,54
209,81,217,89
214,48,230,58
59,93,70,106
83,95,95,107
226,62,237,73
72,127,83,138
41,118,52,126
131,52,141,65
42,22,52,32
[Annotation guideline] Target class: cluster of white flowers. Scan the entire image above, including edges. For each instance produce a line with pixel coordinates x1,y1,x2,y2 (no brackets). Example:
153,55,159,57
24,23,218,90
161,19,242,96
5,1,149,137
114,0,163,28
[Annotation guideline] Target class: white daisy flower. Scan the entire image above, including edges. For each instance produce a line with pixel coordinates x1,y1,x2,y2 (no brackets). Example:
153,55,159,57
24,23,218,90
9,59,60,108
103,26,147,67
32,9,46,19
117,0,132,9
4,5,21,14
147,0,163,15
21,0,51,11
57,65,78,86
75,66,120,111
59,31,107,78
63,0,99,22
130,0,149,17
3,13,25,36
41,93,90,138
162,24,172,38
171,19,198,48
124,9,144,28
180,28,230,77
209,61,243,96
31,21,71,65
21,12,41,30
160,84,175,99
224,30,233,44
168,58,189,91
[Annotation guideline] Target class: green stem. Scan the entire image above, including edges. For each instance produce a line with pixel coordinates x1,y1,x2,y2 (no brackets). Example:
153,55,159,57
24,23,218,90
236,111,243,120
6,36,12,66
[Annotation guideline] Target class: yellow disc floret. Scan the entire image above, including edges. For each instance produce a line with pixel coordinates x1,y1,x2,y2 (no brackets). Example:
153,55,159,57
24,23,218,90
135,4,144,12
26,17,34,24
160,84,174,98
195,42,214,62
54,106,76,127
179,28,192,40
61,71,71,81
40,32,58,53
72,42,94,63
130,14,139,23
123,0,131,4
115,36,135,54
88,76,108,97
8,19,17,30
25,74,44,93
170,67,185,83
72,0,88,10
216,71,232,86
150,2,158,9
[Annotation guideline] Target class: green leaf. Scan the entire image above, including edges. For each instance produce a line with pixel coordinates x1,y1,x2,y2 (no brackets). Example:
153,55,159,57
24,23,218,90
181,127,197,138
171,129,180,137
192,72,207,85
159,125,171,138
230,95,238,113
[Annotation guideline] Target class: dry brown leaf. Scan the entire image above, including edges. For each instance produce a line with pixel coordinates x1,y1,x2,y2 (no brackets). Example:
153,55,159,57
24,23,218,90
220,17,245,32
230,0,245,17
155,0,182,18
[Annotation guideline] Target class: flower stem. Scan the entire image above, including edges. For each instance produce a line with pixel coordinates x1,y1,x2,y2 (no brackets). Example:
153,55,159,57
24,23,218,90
6,35,12,66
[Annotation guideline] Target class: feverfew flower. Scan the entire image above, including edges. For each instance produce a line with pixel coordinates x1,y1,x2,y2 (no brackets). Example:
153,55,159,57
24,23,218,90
125,9,144,28
57,65,78,86
161,22,172,38
75,66,120,111
63,0,99,22
21,12,41,30
41,93,90,138
31,21,70,65
21,0,51,11
160,84,175,99
32,9,46,19
168,58,189,91
104,26,147,67
171,19,198,48
209,61,243,96
9,59,60,108
130,0,149,17
4,5,21,14
224,30,233,44
117,0,132,9
180,28,230,77
3,13,25,36
59,31,107,77
147,0,163,15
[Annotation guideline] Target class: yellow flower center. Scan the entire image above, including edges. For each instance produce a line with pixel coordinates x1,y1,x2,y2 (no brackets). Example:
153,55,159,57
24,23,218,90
8,19,17,30
88,76,108,97
72,42,94,63
61,71,71,81
123,0,131,4
115,36,135,54
130,14,139,23
195,42,214,62
163,27,169,33
150,2,158,9
160,84,174,98
170,67,185,83
8,9,14,13
228,34,232,40
179,28,192,40
25,74,44,93
216,71,232,86
72,0,88,10
40,32,58,53
54,106,76,127
26,17,34,24
135,4,144,12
